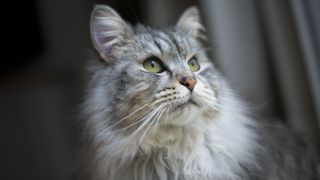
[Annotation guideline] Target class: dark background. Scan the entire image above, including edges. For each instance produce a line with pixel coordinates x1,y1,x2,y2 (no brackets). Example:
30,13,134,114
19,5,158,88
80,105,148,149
1,0,319,180
1,0,85,179
1,1,159,179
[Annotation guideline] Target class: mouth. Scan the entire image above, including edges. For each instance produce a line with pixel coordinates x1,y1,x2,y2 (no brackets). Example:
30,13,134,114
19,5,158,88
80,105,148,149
185,99,198,107
169,99,198,113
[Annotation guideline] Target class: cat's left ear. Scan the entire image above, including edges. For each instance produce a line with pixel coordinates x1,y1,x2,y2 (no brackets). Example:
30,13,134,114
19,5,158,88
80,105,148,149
176,6,206,40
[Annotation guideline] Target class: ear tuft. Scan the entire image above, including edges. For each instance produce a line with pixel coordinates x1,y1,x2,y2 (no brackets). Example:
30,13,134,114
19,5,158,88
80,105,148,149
176,6,205,39
90,5,132,61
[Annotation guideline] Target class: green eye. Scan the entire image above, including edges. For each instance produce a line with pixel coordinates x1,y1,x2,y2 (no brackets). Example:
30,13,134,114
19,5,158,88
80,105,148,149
143,57,164,73
188,57,200,72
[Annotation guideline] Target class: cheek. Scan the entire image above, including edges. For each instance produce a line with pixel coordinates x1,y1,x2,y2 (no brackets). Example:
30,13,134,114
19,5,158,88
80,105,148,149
127,71,172,99
159,77,170,88
154,73,172,90
196,69,220,90
122,82,155,115
192,78,218,105
194,75,208,91
193,80,206,96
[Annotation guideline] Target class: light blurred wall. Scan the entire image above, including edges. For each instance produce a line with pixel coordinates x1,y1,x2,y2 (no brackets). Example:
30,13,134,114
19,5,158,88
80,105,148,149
145,0,319,143
200,0,276,117
256,0,319,142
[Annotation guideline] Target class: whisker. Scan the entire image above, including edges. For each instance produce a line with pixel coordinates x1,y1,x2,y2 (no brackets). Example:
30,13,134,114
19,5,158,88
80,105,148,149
111,109,153,134
107,103,150,129
102,106,162,150
152,105,167,131
163,104,172,126
218,92,243,98
139,105,166,143
130,105,163,137
152,98,171,106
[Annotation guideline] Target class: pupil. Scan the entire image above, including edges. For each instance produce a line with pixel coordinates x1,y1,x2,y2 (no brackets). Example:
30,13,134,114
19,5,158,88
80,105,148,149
150,61,155,67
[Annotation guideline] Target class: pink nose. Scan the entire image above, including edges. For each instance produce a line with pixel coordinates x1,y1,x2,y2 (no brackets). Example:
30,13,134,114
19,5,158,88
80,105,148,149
180,76,197,91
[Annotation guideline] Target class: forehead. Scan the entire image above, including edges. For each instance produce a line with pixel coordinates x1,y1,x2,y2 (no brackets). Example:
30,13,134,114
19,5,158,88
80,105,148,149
132,27,199,62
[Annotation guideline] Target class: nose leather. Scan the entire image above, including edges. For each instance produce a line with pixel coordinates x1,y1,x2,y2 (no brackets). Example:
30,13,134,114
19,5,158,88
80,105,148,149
179,76,197,91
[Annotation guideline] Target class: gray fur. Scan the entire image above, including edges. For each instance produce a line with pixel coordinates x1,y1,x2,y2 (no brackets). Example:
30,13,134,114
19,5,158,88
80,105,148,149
78,5,320,180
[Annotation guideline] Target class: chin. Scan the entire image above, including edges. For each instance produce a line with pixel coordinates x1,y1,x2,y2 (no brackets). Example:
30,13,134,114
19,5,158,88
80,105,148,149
163,101,202,126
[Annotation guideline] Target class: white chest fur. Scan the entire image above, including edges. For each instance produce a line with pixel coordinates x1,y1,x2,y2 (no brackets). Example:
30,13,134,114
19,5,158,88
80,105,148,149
91,97,259,180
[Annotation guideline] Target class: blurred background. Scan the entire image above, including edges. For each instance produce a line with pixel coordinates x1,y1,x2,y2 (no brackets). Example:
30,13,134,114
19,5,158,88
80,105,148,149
1,0,319,179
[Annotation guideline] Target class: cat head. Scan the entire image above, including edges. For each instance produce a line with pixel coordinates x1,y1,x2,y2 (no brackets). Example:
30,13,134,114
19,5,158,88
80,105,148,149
88,5,220,130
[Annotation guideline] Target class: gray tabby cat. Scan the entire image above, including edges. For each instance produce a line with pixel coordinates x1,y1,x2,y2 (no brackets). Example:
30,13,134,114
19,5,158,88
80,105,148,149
79,5,320,180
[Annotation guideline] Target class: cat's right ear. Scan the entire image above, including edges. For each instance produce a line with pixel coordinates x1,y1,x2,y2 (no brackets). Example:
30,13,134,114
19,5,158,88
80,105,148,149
90,5,132,62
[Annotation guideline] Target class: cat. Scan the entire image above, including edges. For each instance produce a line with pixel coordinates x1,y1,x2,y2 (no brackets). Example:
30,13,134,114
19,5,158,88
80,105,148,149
78,4,320,180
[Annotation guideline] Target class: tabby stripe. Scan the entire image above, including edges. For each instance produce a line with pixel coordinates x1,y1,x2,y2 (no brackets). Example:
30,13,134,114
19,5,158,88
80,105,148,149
153,39,163,53
155,32,176,52
167,32,182,56
185,36,194,51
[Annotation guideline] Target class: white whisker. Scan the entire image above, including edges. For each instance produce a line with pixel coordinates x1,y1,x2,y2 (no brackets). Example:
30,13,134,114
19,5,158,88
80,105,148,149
111,109,152,134
130,105,163,137
102,106,162,150
153,105,167,131
107,103,150,129
139,105,166,143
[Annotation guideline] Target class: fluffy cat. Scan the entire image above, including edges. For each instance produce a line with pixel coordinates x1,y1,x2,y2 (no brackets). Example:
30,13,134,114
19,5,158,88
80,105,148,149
78,5,320,180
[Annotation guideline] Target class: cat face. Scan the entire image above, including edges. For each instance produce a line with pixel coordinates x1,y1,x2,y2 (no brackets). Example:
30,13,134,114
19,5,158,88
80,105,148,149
89,5,220,130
